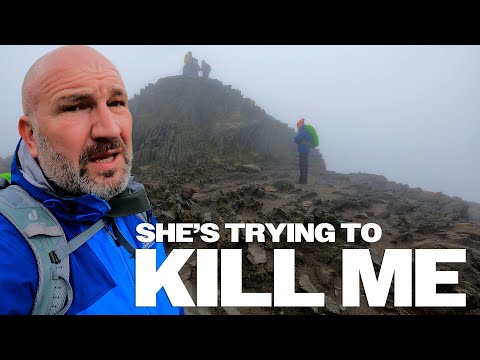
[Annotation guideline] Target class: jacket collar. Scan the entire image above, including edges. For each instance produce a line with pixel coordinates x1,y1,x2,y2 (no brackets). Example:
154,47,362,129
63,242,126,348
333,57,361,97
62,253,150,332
11,139,112,223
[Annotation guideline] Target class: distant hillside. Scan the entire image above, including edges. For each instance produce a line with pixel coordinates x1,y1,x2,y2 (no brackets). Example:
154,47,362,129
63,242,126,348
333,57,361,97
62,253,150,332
129,76,326,171
0,155,11,173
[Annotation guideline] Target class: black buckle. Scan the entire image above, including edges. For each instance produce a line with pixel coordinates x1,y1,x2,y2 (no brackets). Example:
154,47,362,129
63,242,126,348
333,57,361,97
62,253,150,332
49,251,61,264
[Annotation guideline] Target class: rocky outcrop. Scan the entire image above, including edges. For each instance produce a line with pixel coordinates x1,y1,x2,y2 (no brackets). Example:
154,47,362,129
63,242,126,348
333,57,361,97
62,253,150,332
129,76,326,171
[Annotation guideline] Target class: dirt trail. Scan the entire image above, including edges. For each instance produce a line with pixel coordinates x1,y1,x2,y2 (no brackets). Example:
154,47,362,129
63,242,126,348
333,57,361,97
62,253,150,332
135,161,480,315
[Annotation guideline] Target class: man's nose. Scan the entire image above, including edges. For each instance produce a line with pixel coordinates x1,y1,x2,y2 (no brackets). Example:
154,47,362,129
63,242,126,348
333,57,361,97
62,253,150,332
90,103,122,140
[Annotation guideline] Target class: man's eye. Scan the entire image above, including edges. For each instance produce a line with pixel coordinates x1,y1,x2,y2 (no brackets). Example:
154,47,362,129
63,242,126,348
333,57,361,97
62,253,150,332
109,101,124,107
63,105,84,112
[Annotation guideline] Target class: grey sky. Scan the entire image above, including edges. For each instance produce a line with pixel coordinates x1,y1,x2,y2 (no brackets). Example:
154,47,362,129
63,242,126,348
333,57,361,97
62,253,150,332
0,45,478,203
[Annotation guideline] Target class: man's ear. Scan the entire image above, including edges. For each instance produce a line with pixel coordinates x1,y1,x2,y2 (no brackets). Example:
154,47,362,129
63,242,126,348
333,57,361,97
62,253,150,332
18,115,39,158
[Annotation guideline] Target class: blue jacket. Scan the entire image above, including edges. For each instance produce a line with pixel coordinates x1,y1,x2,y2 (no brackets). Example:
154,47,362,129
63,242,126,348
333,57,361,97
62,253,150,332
0,140,184,315
294,125,314,153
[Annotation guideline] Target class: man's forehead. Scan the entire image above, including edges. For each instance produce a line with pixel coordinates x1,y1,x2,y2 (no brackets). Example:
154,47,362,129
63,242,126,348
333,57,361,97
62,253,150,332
34,47,121,85
38,62,126,101
24,46,125,109
33,46,105,73
39,61,122,84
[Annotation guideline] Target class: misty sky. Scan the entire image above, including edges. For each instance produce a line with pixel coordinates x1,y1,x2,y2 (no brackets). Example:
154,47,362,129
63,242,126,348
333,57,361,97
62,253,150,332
0,45,478,203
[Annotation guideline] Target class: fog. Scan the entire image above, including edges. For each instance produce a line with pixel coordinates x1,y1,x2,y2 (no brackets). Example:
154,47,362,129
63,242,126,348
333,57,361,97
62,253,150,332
0,45,478,203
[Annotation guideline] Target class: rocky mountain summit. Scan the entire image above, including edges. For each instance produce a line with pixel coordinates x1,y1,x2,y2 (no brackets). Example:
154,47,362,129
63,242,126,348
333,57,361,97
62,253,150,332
130,76,326,171
130,75,480,315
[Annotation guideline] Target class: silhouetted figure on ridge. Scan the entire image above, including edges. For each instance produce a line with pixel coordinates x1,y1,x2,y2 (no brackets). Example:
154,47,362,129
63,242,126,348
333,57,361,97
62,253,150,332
182,51,200,78
184,51,192,66
200,60,211,78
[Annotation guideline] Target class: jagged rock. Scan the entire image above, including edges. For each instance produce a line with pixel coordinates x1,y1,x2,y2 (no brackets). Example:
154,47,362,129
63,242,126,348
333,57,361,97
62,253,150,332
301,201,312,208
197,308,213,315
181,186,197,199
397,231,413,242
179,264,192,281
369,249,384,268
202,212,213,223
239,164,262,173
354,212,368,219
272,179,294,191
313,198,323,206
314,266,336,288
271,207,289,220
332,197,372,211
192,194,213,206
439,201,469,220
299,191,317,200
156,210,176,222
387,200,417,215
175,193,184,204
247,243,267,264
239,185,265,198
298,273,322,314
310,208,340,229
223,307,241,315
325,295,343,315
299,273,318,293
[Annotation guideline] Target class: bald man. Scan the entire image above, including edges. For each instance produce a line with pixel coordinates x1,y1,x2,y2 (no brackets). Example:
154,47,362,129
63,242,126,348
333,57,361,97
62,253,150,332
0,46,183,315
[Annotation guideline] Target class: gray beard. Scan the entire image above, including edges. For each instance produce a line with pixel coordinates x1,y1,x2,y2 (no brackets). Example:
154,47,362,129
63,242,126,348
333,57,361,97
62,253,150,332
32,128,132,201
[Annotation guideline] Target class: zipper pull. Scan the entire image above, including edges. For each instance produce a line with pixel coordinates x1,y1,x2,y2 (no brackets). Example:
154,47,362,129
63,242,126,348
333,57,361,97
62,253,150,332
105,225,120,246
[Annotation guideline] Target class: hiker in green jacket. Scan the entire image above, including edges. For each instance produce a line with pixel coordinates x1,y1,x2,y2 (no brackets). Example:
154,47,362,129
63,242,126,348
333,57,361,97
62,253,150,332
294,118,314,184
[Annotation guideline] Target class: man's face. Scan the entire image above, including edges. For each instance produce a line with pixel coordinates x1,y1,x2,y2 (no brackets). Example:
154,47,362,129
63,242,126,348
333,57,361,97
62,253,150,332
26,51,133,200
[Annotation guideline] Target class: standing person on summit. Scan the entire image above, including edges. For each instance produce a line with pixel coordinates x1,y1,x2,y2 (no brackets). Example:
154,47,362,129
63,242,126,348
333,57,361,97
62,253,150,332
183,52,200,78
184,51,193,65
191,57,201,78
294,118,314,184
200,60,211,78
182,51,193,76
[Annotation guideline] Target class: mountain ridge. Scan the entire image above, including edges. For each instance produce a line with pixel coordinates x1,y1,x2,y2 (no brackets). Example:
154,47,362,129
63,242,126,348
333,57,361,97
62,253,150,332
130,75,326,172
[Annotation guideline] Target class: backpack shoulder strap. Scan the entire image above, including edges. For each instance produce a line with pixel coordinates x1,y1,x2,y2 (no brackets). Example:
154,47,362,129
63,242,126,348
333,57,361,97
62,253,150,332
0,185,73,315
0,177,9,189
136,211,149,223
